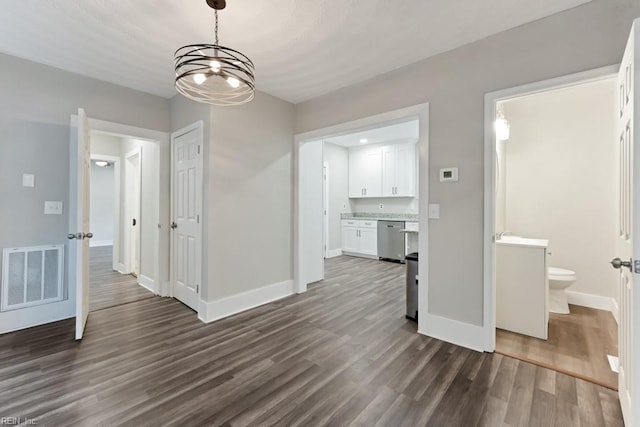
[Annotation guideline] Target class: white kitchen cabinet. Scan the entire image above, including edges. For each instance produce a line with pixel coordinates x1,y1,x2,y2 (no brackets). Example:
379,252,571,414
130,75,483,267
350,142,415,198
341,220,378,257
348,149,382,198
382,142,416,197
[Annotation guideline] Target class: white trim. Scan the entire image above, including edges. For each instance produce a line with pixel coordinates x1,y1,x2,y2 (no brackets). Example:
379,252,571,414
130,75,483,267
0,302,74,335
566,290,616,313
341,251,378,260
138,274,156,294
483,65,619,352
89,240,113,247
612,297,620,324
198,280,295,323
420,313,485,352
89,153,120,269
323,162,330,258
124,148,142,276
326,249,343,258
116,263,127,275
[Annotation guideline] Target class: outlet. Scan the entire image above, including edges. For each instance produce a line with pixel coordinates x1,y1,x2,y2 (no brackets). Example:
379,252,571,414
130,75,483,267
379,203,384,210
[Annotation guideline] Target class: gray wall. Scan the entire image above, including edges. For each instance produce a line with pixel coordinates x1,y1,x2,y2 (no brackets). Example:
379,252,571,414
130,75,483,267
208,92,294,300
323,142,350,251
89,162,115,245
0,53,170,331
294,0,640,326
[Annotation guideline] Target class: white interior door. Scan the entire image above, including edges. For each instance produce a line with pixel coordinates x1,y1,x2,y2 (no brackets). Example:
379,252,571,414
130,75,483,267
323,164,329,258
614,19,640,427
72,108,91,340
171,125,202,311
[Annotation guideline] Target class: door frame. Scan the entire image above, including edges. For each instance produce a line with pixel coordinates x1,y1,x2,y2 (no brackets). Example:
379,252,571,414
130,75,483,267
169,121,204,313
72,117,171,297
124,148,142,276
293,103,429,332
89,153,121,270
482,64,619,351
323,162,329,258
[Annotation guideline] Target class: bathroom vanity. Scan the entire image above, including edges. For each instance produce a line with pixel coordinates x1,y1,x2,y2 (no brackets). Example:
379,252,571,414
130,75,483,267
496,236,549,340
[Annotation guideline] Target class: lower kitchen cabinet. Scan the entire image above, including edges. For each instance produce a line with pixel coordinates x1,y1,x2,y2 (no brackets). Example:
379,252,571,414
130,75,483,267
341,220,377,257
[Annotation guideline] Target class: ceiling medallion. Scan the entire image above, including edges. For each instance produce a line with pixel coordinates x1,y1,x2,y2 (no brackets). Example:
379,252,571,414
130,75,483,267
174,0,255,106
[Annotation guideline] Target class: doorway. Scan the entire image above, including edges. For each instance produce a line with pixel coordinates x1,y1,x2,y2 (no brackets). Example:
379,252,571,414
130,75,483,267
484,67,620,388
294,103,429,333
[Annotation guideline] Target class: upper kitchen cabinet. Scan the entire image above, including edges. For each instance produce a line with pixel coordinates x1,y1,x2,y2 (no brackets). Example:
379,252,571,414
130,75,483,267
382,142,416,197
349,148,382,197
349,141,416,198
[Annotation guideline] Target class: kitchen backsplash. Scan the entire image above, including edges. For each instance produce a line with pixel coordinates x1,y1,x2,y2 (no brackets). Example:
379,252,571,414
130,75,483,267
349,197,418,214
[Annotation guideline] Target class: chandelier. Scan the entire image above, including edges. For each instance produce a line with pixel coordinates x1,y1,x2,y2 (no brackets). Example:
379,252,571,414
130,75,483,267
174,0,255,106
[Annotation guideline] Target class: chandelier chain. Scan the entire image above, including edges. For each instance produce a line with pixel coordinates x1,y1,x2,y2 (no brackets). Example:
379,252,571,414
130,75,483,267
214,9,219,45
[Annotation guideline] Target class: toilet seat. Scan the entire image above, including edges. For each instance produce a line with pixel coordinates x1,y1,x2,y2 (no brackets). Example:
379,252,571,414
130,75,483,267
548,266,576,281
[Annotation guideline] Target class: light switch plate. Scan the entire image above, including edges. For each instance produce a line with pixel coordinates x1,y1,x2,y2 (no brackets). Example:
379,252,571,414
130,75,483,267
428,203,440,219
44,201,63,215
22,174,35,187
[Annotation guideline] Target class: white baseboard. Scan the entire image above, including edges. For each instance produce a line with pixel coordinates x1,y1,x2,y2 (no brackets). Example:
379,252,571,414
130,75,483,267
326,249,343,258
610,297,620,325
138,274,156,294
566,290,614,313
90,240,113,247
341,251,378,260
0,300,74,335
419,313,485,352
116,263,127,275
198,279,294,323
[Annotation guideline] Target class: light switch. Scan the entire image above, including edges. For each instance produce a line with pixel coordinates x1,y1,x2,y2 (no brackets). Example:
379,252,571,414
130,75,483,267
44,201,63,215
428,203,440,219
22,174,35,187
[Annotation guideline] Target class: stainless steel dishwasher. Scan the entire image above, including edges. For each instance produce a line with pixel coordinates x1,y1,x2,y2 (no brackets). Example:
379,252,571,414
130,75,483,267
377,220,406,262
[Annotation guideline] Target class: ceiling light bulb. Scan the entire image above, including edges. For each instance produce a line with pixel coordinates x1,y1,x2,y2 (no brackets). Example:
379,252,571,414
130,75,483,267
210,60,221,72
227,76,240,88
95,161,108,167
360,138,368,144
193,73,207,85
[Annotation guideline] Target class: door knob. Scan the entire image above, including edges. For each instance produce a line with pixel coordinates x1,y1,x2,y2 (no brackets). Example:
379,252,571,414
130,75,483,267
610,257,632,271
67,233,77,240
83,232,93,239
132,218,137,226
170,222,178,229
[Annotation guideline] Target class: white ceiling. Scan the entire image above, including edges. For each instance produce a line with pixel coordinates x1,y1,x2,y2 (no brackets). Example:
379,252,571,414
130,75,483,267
0,0,592,104
324,120,418,148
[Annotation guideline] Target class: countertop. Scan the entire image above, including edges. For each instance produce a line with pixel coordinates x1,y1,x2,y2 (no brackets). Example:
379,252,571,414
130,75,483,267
341,213,418,222
496,236,548,248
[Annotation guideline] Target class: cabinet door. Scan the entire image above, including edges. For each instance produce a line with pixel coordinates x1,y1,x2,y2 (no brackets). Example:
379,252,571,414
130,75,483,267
342,226,360,253
381,146,397,197
348,151,366,197
359,228,378,256
362,149,382,197
395,142,416,197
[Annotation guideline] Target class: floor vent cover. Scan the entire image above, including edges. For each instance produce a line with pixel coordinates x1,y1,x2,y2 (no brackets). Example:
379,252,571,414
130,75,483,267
1,245,64,311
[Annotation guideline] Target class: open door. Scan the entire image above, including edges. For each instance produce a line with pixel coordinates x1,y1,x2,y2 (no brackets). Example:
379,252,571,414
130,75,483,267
612,19,640,426
70,108,92,340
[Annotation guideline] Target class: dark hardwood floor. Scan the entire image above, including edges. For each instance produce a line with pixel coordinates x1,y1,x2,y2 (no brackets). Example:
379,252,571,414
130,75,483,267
89,245,155,311
496,305,618,390
0,255,624,426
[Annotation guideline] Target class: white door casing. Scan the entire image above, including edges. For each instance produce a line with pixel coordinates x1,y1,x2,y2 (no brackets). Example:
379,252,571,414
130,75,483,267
323,163,329,258
170,123,203,311
616,19,639,427
73,108,91,340
125,149,141,276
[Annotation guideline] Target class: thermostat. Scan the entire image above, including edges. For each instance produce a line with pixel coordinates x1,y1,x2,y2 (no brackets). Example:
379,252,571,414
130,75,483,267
440,167,458,182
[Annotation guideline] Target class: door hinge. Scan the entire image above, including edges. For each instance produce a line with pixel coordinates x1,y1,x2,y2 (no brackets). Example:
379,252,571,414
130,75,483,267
197,284,199,293
197,145,201,154
197,214,200,224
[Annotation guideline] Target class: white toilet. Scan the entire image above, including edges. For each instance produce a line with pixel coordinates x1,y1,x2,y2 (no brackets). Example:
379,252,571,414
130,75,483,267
548,267,577,314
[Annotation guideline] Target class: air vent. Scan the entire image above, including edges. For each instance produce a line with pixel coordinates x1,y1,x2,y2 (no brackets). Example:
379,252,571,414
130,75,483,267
1,245,64,311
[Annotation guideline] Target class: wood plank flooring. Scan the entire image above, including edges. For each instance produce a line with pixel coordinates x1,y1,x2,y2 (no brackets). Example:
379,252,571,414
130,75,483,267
0,255,624,426
89,246,155,311
496,305,618,390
